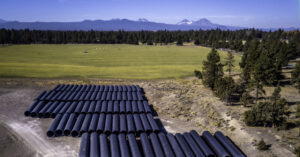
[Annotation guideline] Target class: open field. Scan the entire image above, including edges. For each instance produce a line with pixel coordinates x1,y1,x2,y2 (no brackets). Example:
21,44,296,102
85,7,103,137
0,44,240,79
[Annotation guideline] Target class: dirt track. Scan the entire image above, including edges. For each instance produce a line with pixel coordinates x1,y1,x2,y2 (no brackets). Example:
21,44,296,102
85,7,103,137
0,78,298,157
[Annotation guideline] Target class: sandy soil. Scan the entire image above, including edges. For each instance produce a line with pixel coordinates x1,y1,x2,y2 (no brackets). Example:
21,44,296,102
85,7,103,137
0,78,298,157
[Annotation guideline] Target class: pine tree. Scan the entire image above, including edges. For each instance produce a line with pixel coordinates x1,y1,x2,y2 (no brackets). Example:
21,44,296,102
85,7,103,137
292,61,300,92
240,91,253,107
214,76,236,105
225,51,235,76
176,38,183,46
202,48,224,89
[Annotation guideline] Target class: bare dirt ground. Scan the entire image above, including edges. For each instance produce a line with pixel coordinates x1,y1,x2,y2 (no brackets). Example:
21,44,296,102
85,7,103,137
0,78,298,157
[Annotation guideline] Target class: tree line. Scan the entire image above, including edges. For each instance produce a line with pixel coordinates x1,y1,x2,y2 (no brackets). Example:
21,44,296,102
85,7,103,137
0,28,299,51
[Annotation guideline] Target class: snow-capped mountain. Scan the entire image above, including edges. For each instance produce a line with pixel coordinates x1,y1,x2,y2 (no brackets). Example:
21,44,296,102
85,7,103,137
176,19,193,25
138,18,149,22
176,18,213,26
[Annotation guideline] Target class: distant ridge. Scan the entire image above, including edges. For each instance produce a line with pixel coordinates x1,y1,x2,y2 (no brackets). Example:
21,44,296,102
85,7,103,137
0,18,297,31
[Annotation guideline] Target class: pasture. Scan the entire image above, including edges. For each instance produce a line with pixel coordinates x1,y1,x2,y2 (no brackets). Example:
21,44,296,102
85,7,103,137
0,44,240,79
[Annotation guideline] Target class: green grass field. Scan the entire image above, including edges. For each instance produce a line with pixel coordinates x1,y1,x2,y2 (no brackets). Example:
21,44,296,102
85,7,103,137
0,44,241,79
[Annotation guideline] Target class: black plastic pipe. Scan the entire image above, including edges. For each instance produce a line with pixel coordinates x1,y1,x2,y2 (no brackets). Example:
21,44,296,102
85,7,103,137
117,85,122,92
45,101,59,118
126,114,135,133
53,84,61,91
113,101,119,113
62,92,71,101
30,101,45,117
143,101,152,113
58,102,70,114
57,91,66,100
122,92,127,100
127,92,132,100
190,130,215,157
166,133,185,157
140,114,152,133
50,101,64,118
107,101,113,113
202,131,230,157
104,114,112,134
74,92,82,101
34,91,47,100
117,92,122,100
88,101,96,113
112,114,120,133
127,85,132,92
109,85,114,92
101,92,107,100
132,101,138,113
67,92,76,101
149,133,165,157
214,131,245,157
175,133,195,157
118,133,131,157
183,132,205,157
45,91,56,101
133,114,144,133
88,114,99,133
112,92,117,101
146,114,160,133
24,100,38,116
47,114,63,137
74,101,84,115
51,91,61,101
63,113,77,136
96,113,106,134
122,85,127,92
140,133,155,157
55,113,70,136
128,133,142,157
84,91,92,101
94,101,102,113
90,91,97,100
126,101,132,113
67,101,77,113
110,134,121,157
100,134,111,157
137,92,143,101
38,101,52,118
90,132,100,157
137,101,145,113
99,85,104,92
81,101,90,113
71,114,85,137
120,114,127,133
101,101,107,113
96,92,102,100
158,133,175,157
80,114,92,135
120,101,126,113
131,85,137,92
106,92,112,100
79,133,90,157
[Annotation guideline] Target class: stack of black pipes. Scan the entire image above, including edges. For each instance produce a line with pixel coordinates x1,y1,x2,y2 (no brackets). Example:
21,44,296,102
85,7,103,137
24,84,246,157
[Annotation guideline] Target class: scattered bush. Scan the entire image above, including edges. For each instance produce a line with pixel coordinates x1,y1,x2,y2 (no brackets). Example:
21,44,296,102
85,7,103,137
256,138,270,150
294,146,300,157
194,70,202,79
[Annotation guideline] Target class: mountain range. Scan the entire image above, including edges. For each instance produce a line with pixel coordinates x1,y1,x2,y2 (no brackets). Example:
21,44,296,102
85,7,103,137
0,18,297,31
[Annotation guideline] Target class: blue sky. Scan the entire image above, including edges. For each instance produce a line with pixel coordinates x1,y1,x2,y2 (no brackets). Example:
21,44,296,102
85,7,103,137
0,0,299,28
